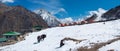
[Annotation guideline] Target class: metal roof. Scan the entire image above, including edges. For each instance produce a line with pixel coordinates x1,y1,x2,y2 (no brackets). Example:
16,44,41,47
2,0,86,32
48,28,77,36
3,32,21,36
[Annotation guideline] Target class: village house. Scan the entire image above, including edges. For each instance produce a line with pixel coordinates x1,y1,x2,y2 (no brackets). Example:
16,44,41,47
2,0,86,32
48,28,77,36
32,25,43,31
2,31,22,42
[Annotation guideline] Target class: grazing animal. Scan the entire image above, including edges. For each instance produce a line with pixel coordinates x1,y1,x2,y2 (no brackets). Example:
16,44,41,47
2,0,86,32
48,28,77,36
60,40,64,47
37,34,46,43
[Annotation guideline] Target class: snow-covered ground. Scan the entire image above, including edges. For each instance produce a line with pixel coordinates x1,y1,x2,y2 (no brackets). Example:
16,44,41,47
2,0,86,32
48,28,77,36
98,40,120,51
0,19,120,51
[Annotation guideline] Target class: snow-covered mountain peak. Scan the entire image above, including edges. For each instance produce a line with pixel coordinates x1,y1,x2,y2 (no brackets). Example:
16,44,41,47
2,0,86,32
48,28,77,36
34,9,61,27
34,9,52,19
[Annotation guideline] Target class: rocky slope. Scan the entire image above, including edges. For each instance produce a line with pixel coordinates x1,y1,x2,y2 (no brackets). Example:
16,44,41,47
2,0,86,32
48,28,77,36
86,5,120,21
102,5,120,20
0,3,48,35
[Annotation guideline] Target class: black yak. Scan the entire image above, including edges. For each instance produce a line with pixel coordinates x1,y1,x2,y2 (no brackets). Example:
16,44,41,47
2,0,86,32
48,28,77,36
37,34,46,43
59,40,64,47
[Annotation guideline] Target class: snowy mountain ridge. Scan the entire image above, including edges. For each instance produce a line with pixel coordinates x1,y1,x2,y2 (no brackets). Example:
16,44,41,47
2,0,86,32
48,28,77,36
34,9,61,27
34,5,120,26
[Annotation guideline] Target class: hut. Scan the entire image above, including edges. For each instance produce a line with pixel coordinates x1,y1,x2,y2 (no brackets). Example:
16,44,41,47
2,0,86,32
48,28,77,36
33,25,43,31
59,24,62,27
81,21,87,24
69,23,73,26
87,20,95,23
77,22,81,25
73,22,78,25
64,23,68,26
0,37,7,43
59,24,65,27
3,31,21,41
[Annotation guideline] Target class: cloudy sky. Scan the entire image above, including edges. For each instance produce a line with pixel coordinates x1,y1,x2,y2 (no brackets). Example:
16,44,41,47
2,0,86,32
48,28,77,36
1,0,120,20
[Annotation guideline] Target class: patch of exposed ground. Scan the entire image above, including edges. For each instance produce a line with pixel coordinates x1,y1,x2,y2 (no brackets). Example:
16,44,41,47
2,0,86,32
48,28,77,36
59,37,86,47
77,37,120,51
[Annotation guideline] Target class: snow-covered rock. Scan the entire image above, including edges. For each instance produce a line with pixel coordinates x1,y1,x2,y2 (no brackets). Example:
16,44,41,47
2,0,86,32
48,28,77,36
99,40,120,51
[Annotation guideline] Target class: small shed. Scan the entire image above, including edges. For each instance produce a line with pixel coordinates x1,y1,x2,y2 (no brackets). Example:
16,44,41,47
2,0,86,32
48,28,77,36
3,31,21,41
81,21,87,24
33,25,43,31
59,24,64,27
73,22,78,25
0,37,7,43
87,19,95,23
64,23,67,26
69,23,73,26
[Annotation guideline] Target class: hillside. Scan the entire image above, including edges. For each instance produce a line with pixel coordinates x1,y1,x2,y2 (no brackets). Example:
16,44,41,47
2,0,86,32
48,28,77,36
0,19,120,51
85,5,120,22
102,5,120,20
0,3,48,35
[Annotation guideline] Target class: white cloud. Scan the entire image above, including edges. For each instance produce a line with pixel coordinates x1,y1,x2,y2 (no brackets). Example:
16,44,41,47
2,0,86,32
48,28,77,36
51,8,67,15
86,8,107,21
0,0,14,3
32,0,61,9
60,17,74,23
32,0,67,16
75,8,107,22
54,8,107,23
87,8,107,17
39,1,58,9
